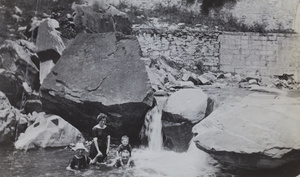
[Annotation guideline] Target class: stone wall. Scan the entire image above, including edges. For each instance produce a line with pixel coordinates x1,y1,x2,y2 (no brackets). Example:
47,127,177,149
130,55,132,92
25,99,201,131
136,28,221,71
136,27,300,81
219,32,300,81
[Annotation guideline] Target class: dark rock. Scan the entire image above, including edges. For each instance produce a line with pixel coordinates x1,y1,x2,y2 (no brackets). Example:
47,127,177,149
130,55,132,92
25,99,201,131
72,3,132,35
40,33,153,145
162,121,193,152
0,40,40,92
24,99,43,114
0,69,23,107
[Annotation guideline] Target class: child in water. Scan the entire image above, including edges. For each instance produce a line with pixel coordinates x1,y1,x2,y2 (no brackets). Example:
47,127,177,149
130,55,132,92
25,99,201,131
66,143,90,171
107,150,135,168
117,135,132,157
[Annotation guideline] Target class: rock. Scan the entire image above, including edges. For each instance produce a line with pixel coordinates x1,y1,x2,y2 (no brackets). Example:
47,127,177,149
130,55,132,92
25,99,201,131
0,40,40,92
248,79,258,85
170,81,194,89
15,112,85,150
72,3,132,34
154,90,169,96
146,66,165,90
198,75,211,85
162,89,210,152
188,73,201,85
193,93,300,169
239,82,251,88
163,89,209,123
0,91,28,144
0,69,23,107
201,72,217,82
39,60,55,85
249,85,286,94
224,73,232,78
36,18,66,84
24,99,43,114
182,73,191,81
40,33,153,144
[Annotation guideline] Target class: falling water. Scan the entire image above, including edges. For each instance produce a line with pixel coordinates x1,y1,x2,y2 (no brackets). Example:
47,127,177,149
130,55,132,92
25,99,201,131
135,96,219,177
143,96,167,151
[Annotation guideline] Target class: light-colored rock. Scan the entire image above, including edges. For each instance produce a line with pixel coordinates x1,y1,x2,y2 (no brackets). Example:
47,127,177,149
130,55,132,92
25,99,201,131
249,85,286,94
162,88,210,152
163,88,208,123
0,91,28,144
248,79,258,85
15,112,85,150
193,93,300,169
198,75,210,85
40,60,55,85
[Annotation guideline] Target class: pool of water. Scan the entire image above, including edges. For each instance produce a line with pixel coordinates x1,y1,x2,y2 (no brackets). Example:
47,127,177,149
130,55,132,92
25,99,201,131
1,145,300,177
0,143,219,177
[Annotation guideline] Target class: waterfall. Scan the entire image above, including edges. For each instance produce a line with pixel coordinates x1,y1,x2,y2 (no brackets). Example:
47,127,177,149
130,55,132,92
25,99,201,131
142,96,167,151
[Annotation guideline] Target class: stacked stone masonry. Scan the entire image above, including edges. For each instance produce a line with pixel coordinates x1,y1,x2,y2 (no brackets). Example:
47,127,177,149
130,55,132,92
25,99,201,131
135,28,221,72
219,32,300,81
135,28,300,81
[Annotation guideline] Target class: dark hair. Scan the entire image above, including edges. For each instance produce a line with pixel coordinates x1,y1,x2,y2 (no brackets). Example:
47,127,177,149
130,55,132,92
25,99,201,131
97,113,108,121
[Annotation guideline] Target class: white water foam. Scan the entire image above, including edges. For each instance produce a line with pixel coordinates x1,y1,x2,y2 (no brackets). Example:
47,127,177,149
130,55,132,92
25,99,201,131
135,96,219,177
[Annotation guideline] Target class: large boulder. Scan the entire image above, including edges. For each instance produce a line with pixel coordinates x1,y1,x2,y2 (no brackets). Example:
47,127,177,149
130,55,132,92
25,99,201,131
15,112,85,150
72,2,132,34
0,91,28,145
36,18,66,84
162,88,211,152
40,33,153,144
193,93,300,169
0,40,40,106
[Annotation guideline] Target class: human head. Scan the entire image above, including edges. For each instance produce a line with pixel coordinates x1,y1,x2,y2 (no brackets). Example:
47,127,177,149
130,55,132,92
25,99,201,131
120,150,130,164
73,143,88,156
121,135,129,146
97,113,108,127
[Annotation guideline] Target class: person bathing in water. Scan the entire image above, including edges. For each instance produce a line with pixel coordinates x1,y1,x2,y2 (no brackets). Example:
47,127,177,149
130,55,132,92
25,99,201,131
117,135,132,157
66,143,90,171
107,150,135,168
89,113,111,164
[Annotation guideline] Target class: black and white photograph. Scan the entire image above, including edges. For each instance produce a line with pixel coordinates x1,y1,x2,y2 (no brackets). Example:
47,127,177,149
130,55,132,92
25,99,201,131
0,0,300,176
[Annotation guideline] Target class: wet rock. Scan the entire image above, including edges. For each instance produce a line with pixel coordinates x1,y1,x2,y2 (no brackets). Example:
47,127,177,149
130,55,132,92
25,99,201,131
72,3,132,34
193,93,300,169
40,33,153,144
15,112,85,150
162,88,210,152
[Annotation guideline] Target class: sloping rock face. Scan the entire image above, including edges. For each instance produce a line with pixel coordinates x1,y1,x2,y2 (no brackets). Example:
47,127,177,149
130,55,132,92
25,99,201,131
162,88,211,152
193,93,300,169
0,91,28,145
15,112,85,150
40,33,153,144
36,18,65,85
72,3,132,34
